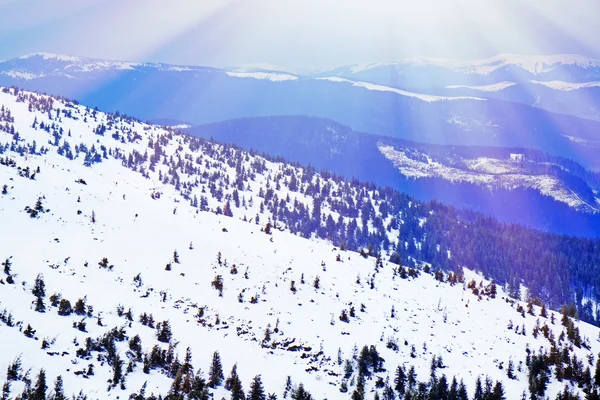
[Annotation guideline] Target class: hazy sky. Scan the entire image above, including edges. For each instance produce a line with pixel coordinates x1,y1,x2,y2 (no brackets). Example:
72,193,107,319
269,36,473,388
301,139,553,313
1,0,600,69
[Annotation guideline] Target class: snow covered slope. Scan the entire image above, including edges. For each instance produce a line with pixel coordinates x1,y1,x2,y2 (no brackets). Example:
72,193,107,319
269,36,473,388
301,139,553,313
1,88,600,400
377,144,600,212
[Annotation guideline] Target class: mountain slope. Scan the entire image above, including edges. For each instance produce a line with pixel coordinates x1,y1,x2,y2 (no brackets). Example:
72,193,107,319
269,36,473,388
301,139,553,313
187,115,600,237
2,88,600,400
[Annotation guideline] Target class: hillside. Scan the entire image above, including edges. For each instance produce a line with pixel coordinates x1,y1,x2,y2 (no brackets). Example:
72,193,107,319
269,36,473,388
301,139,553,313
3,88,600,399
187,116,600,237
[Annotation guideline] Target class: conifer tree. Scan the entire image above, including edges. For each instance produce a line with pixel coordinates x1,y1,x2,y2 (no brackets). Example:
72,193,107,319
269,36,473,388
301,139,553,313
394,365,406,395
282,375,293,399
32,273,45,298
208,351,224,388
52,375,66,400
57,298,72,316
156,320,172,343
291,383,313,400
457,380,469,400
34,296,46,313
189,372,210,400
1,380,9,400
473,376,483,400
225,364,241,391
31,369,46,400
491,381,505,400
227,365,245,400
248,375,266,400
112,355,123,387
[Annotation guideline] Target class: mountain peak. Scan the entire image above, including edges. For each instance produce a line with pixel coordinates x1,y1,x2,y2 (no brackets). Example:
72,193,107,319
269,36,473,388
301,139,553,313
18,52,85,62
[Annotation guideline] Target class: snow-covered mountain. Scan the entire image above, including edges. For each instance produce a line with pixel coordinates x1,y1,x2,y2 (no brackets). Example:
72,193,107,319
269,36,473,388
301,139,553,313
321,54,600,122
0,53,216,80
331,54,600,77
3,87,600,400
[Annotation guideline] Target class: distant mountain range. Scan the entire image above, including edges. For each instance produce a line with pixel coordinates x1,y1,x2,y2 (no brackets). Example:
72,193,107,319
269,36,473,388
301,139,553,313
2,53,600,171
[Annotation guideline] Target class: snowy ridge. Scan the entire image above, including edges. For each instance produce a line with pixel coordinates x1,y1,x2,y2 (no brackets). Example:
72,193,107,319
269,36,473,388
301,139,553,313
338,54,600,76
445,82,517,92
225,71,299,82
0,88,599,400
0,53,214,81
229,63,314,76
531,80,600,91
378,144,600,212
317,77,484,102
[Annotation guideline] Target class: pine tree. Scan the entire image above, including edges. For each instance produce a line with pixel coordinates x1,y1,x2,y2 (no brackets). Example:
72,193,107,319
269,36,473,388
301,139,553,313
248,375,266,400
394,365,406,395
34,296,46,313
31,369,46,400
457,380,469,400
156,320,172,343
57,298,72,316
74,298,86,315
291,383,313,400
52,375,66,400
448,377,458,400
225,364,241,391
112,355,123,387
1,380,9,400
283,376,292,399
491,381,505,400
189,373,210,400
32,274,45,298
208,351,224,388
507,360,515,379
229,368,245,400
23,324,36,338
473,376,483,400
2,257,11,275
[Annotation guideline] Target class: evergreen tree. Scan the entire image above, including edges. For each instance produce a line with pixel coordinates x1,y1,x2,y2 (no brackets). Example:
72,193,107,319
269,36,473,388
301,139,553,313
208,351,224,388
189,373,210,400
52,375,66,400
230,375,245,400
34,296,46,313
473,377,483,400
57,299,72,316
112,355,123,387
436,375,449,400
225,364,241,391
457,380,469,400
1,381,9,400
283,376,292,398
248,375,266,400
394,365,406,395
156,320,172,343
291,383,313,400
491,381,505,400
448,377,459,400
32,274,45,298
31,369,46,400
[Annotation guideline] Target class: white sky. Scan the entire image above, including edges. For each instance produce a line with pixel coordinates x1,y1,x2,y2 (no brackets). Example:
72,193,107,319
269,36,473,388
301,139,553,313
1,0,600,69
